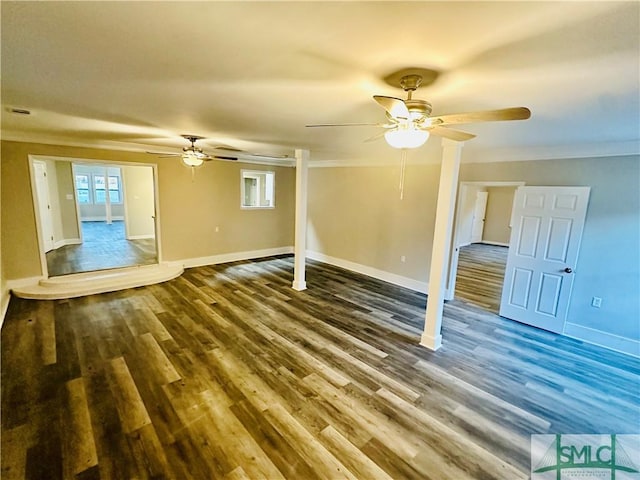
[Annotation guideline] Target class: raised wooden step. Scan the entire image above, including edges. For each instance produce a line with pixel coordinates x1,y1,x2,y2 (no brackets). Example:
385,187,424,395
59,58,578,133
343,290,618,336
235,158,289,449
11,263,184,300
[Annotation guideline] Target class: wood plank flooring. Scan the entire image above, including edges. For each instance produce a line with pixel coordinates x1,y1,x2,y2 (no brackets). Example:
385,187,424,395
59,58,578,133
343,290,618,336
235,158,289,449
46,221,157,277
455,243,508,313
2,256,639,479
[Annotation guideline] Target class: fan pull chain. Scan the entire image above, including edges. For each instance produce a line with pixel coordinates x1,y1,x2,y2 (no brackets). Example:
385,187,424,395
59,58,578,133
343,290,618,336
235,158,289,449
399,148,408,200
191,166,196,182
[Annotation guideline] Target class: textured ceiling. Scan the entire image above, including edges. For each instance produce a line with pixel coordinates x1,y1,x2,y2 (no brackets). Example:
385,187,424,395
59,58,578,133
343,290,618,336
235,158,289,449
2,1,639,164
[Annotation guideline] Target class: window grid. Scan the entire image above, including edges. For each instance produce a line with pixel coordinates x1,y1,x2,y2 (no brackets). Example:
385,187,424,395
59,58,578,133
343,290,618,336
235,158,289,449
75,173,122,205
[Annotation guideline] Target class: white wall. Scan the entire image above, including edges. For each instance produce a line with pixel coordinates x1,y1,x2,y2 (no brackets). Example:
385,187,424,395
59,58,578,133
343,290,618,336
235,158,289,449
122,165,155,239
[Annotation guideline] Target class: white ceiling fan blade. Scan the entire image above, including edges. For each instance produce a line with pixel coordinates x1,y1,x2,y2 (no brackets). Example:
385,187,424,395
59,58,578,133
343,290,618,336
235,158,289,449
427,126,477,142
146,151,181,157
373,95,410,120
431,107,531,126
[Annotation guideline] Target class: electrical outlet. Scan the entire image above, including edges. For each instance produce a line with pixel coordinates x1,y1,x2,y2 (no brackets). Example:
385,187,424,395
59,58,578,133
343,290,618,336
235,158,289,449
215,226,220,233
591,296,602,308
400,255,406,263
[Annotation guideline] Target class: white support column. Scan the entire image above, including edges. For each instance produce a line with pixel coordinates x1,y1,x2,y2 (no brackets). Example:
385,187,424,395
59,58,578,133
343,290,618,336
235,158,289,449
292,149,309,291
421,139,463,350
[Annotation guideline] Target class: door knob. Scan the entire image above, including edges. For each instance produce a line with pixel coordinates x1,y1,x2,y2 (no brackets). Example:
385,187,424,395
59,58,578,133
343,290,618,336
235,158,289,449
563,267,573,273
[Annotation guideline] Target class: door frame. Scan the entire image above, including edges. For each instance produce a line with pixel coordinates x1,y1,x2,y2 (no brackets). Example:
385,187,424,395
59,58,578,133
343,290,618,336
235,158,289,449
28,155,162,279
30,160,56,253
445,181,525,301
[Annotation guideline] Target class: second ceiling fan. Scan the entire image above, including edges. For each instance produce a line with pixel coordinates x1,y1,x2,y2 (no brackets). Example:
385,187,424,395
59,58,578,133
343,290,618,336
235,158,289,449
147,135,289,168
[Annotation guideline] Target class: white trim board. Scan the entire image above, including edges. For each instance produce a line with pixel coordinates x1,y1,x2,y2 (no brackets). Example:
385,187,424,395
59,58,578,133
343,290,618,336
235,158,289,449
126,234,155,240
478,241,509,247
6,276,46,290
5,276,47,308
80,216,125,222
306,251,429,294
11,265,183,300
21,141,295,167
564,322,639,358
170,246,294,270
53,238,82,249
463,141,639,164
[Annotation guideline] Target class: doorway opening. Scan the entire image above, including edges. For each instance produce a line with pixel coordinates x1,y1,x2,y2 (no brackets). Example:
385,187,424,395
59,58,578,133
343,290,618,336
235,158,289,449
29,156,160,278
447,181,524,313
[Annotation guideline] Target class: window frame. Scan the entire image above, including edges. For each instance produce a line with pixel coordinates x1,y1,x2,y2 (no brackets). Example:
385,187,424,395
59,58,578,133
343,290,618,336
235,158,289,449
75,172,123,205
74,174,92,204
240,169,276,210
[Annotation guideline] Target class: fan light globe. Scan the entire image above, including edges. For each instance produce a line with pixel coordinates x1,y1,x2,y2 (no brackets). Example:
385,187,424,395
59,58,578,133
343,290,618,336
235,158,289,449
182,151,204,167
384,125,429,149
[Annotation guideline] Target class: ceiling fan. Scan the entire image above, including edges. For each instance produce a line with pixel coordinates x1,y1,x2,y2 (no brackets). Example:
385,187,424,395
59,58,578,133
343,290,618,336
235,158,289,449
147,134,289,168
306,71,531,149
307,68,530,199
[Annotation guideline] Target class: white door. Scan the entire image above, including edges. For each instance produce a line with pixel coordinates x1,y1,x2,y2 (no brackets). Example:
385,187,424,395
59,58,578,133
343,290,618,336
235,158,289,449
499,186,590,333
33,161,55,252
470,191,488,243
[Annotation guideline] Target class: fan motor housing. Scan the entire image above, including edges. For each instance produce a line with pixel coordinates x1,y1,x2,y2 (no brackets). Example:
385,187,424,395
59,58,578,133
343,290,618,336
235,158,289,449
405,99,432,121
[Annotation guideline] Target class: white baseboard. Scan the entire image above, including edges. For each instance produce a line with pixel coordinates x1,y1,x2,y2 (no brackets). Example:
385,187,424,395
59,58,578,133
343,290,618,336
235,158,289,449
306,250,429,294
564,322,640,358
292,280,307,291
480,241,510,247
81,217,124,222
126,234,155,240
170,246,294,269
420,332,442,351
54,238,82,249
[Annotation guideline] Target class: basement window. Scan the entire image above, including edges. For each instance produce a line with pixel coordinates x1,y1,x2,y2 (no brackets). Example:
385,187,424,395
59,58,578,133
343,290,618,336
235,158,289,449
241,170,275,209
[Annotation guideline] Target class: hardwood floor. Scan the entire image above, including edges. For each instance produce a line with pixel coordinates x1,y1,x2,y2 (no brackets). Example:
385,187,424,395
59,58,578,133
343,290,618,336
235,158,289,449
2,256,638,479
455,243,508,313
46,221,157,277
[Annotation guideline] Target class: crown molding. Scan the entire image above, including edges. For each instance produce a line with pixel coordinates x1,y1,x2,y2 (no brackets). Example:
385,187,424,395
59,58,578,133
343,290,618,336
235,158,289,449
461,141,640,164
308,140,640,168
1,132,295,167
3,132,637,168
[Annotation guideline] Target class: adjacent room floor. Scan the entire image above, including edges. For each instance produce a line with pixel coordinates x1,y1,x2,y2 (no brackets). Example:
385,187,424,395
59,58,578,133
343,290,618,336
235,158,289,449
46,221,157,277
2,256,638,479
455,243,508,314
